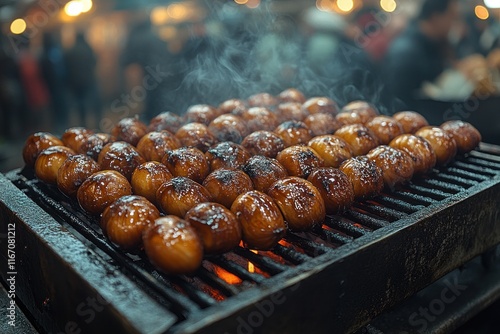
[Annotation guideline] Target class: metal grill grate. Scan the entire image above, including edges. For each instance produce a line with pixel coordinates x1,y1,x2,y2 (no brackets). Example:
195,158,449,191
7,143,500,333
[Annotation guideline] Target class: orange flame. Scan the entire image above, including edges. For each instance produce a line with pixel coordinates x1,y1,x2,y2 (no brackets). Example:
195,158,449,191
248,249,258,273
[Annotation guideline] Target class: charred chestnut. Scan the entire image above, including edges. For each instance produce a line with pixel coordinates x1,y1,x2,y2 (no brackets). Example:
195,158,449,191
143,216,203,274
307,167,354,214
111,117,148,146
304,113,341,136
57,154,100,197
98,141,145,180
61,127,94,152
393,111,429,134
367,146,414,190
389,134,436,174
339,157,384,199
365,116,404,145
308,135,353,168
34,146,75,184
334,124,380,156
202,168,254,208
100,195,160,250
131,161,173,204
247,93,278,108
78,133,115,161
185,202,242,254
242,155,288,193
231,190,286,250
267,177,325,231
301,97,339,116
415,126,457,165
23,132,64,167
77,170,132,215
441,120,481,154
274,120,314,147
276,145,324,178
136,131,180,162
240,107,279,133
185,104,219,125
148,111,184,134
241,131,285,158
162,147,209,184
208,114,248,144
205,142,251,172
156,176,212,217
175,122,217,152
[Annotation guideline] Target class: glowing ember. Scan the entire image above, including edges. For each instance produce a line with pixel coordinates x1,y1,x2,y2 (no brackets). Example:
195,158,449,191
214,266,242,285
248,250,258,273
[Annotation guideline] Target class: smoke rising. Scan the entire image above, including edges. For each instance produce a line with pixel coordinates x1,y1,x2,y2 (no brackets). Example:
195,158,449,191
162,1,385,115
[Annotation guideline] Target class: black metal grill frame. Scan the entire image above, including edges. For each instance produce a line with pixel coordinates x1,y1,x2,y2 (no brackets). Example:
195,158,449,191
1,143,500,333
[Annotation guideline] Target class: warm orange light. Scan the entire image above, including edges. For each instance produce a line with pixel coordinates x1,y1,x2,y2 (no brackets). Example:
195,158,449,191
151,7,169,25
247,250,258,273
65,1,83,17
337,0,354,12
246,0,260,9
234,0,248,4
168,3,188,20
80,0,93,13
10,18,26,34
475,5,490,20
380,0,397,13
215,266,242,285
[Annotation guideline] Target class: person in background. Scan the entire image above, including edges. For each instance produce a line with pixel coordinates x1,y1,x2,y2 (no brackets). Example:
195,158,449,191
383,0,461,110
16,36,50,134
40,32,68,133
65,32,101,128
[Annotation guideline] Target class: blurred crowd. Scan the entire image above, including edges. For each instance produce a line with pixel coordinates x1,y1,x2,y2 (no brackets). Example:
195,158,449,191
1,0,500,142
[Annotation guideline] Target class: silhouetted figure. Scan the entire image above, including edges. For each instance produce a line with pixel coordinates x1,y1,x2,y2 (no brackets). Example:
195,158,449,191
40,32,68,132
65,32,101,128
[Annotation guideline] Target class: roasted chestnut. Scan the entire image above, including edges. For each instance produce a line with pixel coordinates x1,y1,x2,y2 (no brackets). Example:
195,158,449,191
23,132,64,167
208,114,248,144
247,93,278,108
61,127,94,152
242,155,288,193
441,120,481,154
162,147,209,184
131,161,173,204
100,195,160,250
77,170,132,215
340,100,378,123
79,133,115,161
365,116,404,145
185,104,219,125
277,102,309,122
34,146,75,184
339,157,384,199
308,135,353,168
185,202,242,254
301,97,339,116
98,141,145,180
57,154,100,197
267,177,325,231
303,113,341,136
202,168,254,208
334,124,380,156
136,131,180,162
111,117,148,146
276,145,324,178
143,216,203,274
219,98,247,116
393,111,429,134
367,146,414,190
307,167,354,214
231,190,286,250
241,131,285,158
415,126,457,165
389,134,436,174
156,176,212,217
148,111,184,134
274,120,314,147
175,122,217,152
205,142,251,172
278,88,306,104
240,107,279,132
